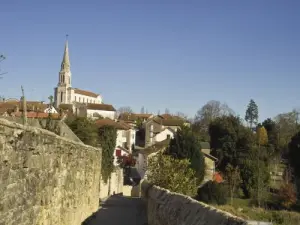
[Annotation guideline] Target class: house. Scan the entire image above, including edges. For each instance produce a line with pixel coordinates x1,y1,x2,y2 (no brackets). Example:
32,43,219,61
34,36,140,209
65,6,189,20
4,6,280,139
74,103,116,120
144,117,188,147
118,113,153,126
200,142,218,182
95,118,137,165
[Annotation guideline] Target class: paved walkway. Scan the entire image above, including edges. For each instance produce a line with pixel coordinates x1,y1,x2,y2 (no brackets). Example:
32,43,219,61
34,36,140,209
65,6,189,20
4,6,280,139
82,195,148,225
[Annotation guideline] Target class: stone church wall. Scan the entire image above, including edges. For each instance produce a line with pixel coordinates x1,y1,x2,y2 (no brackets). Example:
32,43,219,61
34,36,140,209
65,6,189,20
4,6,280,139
0,118,102,225
141,180,247,225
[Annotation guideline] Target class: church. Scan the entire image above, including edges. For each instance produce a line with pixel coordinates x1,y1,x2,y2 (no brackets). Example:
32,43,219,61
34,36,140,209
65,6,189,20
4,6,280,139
54,39,116,119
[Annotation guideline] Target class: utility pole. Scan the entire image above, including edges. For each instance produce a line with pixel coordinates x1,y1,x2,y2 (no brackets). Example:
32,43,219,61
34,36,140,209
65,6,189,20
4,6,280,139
21,86,27,125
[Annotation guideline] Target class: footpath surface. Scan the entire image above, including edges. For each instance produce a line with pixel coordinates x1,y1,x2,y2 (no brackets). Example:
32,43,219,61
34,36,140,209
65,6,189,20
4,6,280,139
82,195,148,225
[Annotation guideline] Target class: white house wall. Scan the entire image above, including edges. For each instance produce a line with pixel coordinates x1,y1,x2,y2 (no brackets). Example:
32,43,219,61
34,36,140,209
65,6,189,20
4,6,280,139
154,129,174,143
116,130,127,148
86,109,116,120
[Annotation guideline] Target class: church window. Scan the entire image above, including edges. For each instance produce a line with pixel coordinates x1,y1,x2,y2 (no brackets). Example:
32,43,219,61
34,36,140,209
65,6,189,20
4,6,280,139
62,75,65,83
60,92,63,103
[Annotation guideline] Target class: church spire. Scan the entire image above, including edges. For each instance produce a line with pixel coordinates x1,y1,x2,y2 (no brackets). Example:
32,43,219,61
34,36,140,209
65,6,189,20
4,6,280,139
61,35,70,71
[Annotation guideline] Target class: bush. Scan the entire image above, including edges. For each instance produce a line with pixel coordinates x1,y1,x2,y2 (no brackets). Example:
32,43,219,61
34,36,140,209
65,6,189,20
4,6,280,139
278,183,297,209
147,152,199,196
196,181,228,205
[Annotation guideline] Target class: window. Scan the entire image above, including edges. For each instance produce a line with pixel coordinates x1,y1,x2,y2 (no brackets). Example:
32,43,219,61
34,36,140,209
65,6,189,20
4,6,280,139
167,134,171,139
75,96,77,101
116,149,121,157
60,92,63,103
79,97,81,102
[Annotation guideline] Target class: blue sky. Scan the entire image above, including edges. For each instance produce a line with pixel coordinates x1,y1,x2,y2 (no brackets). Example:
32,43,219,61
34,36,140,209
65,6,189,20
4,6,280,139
0,0,299,121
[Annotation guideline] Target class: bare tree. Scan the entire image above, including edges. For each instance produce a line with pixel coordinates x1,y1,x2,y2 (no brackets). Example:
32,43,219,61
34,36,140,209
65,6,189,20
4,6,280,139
193,100,234,141
165,108,170,114
0,55,7,78
195,100,234,122
117,106,133,116
175,111,188,120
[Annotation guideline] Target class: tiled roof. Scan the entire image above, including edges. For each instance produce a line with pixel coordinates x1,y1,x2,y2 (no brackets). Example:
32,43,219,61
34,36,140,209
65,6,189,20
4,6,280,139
86,103,116,111
153,118,184,126
118,113,153,122
0,101,48,113
95,118,129,130
13,112,61,119
74,88,99,98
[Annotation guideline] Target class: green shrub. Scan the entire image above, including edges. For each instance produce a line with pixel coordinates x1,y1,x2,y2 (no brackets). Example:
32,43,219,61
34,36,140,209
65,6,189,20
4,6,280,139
147,152,199,196
196,181,227,205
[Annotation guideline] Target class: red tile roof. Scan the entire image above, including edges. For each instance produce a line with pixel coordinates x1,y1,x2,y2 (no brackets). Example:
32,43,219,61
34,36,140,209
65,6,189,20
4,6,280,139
95,118,130,130
13,112,61,119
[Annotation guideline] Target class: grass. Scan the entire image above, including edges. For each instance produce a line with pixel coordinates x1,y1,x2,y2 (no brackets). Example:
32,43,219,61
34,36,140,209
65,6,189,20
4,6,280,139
213,198,300,225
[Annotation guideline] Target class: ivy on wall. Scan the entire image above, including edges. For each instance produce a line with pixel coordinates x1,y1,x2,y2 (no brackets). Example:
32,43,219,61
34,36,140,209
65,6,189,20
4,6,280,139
98,125,117,183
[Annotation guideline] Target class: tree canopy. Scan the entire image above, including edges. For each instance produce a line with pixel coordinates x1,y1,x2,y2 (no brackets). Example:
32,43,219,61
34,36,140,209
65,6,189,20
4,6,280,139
245,99,259,129
164,126,205,183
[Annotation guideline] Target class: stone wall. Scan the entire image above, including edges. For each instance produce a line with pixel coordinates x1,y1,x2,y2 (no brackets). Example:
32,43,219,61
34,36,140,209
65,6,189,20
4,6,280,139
0,118,102,225
141,180,247,225
99,167,123,200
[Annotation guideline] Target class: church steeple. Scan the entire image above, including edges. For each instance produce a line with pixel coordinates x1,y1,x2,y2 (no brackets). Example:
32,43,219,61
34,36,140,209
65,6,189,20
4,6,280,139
58,35,72,87
61,36,70,72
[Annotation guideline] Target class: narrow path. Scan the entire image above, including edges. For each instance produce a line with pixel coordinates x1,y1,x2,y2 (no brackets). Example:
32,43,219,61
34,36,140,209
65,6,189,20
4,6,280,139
82,195,147,225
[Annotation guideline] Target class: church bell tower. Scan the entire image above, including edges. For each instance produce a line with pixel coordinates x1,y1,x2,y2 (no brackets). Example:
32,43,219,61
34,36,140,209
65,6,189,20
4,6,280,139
54,36,72,108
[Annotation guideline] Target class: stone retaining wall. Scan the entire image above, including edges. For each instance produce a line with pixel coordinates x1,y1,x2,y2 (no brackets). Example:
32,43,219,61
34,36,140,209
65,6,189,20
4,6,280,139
0,118,102,225
141,180,247,225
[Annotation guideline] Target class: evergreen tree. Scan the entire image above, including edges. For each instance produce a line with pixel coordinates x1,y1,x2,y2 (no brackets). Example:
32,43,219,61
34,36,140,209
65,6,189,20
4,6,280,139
165,126,205,182
245,99,259,129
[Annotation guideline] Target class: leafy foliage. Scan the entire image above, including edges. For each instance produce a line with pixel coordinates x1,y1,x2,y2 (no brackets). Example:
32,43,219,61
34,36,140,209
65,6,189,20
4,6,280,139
165,126,205,182
98,126,117,183
225,164,241,205
257,126,268,146
147,152,199,196
288,131,300,177
239,147,270,204
245,99,258,128
66,116,98,147
209,115,254,172
196,181,228,205
278,183,297,209
262,118,278,148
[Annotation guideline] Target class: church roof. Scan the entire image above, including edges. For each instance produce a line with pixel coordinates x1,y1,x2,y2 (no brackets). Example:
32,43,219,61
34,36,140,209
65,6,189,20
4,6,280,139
74,88,99,98
61,40,70,71
86,103,116,111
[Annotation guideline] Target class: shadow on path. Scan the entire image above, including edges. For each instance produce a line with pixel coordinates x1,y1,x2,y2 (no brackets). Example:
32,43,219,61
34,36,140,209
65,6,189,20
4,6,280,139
82,195,147,225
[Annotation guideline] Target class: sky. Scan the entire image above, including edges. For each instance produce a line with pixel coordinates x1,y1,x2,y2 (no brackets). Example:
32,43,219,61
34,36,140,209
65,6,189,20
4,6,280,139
0,0,299,121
